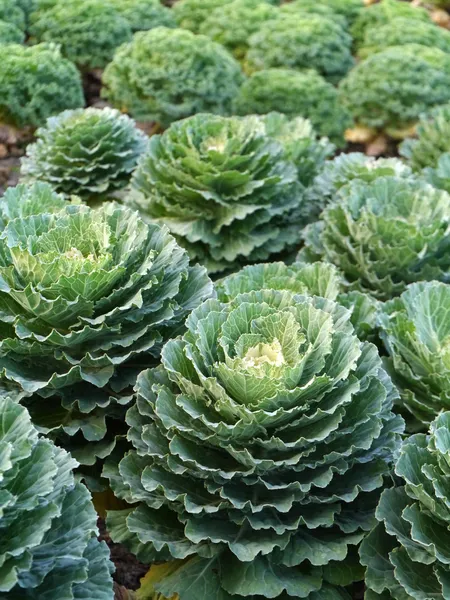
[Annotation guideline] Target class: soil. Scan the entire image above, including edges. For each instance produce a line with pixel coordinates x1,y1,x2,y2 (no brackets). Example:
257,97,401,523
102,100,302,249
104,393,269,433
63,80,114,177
98,518,150,593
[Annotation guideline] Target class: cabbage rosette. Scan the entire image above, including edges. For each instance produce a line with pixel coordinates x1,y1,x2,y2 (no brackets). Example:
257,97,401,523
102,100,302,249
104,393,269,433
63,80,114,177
106,262,403,599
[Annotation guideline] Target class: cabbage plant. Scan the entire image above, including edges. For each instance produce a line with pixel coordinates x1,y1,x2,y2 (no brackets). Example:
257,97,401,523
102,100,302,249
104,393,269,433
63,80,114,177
339,45,450,138
102,27,244,127
380,281,450,431
246,14,354,83
302,176,450,300
0,394,114,598
130,113,316,273
21,107,148,200
361,411,450,600
106,261,403,599
0,43,84,129
0,198,212,483
400,103,450,194
29,0,133,69
309,153,413,217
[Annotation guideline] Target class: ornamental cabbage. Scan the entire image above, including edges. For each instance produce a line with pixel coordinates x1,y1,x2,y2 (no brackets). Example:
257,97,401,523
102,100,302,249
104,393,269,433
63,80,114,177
0,19,24,44
302,176,450,300
380,281,450,430
107,0,176,33
358,18,450,59
30,0,133,69
400,103,450,194
309,153,413,217
199,0,280,60
0,395,114,598
351,0,431,49
234,68,353,147
0,198,212,482
361,411,450,600
0,43,84,129
21,107,148,201
106,261,403,600
246,14,354,83
102,27,244,128
129,113,307,273
339,45,450,138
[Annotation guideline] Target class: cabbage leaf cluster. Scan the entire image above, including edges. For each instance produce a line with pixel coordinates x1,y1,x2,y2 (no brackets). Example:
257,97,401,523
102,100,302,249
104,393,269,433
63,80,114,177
361,411,450,600
400,103,450,194
106,261,403,599
302,176,450,300
380,282,450,430
21,107,148,200
129,113,327,273
0,394,114,598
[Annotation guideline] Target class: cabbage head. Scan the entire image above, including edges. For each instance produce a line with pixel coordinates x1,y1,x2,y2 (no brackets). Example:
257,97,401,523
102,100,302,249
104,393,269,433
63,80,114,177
361,411,450,600
0,394,114,598
400,103,450,194
130,113,308,273
380,281,450,431
21,107,148,201
308,153,413,218
0,197,212,483
302,176,450,300
106,261,403,599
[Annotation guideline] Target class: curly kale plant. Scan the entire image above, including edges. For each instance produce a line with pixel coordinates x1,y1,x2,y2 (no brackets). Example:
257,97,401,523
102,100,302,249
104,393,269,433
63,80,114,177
0,19,24,44
246,14,354,83
361,411,450,600
199,0,280,60
358,18,450,59
400,103,450,194
0,395,114,598
0,43,84,129
108,0,176,32
106,261,403,600
234,68,353,147
102,27,243,128
0,0,26,30
339,45,450,138
0,199,212,482
310,153,413,213
302,176,450,301
130,113,308,273
351,0,431,49
172,0,233,32
21,107,148,200
379,281,450,431
30,0,133,69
